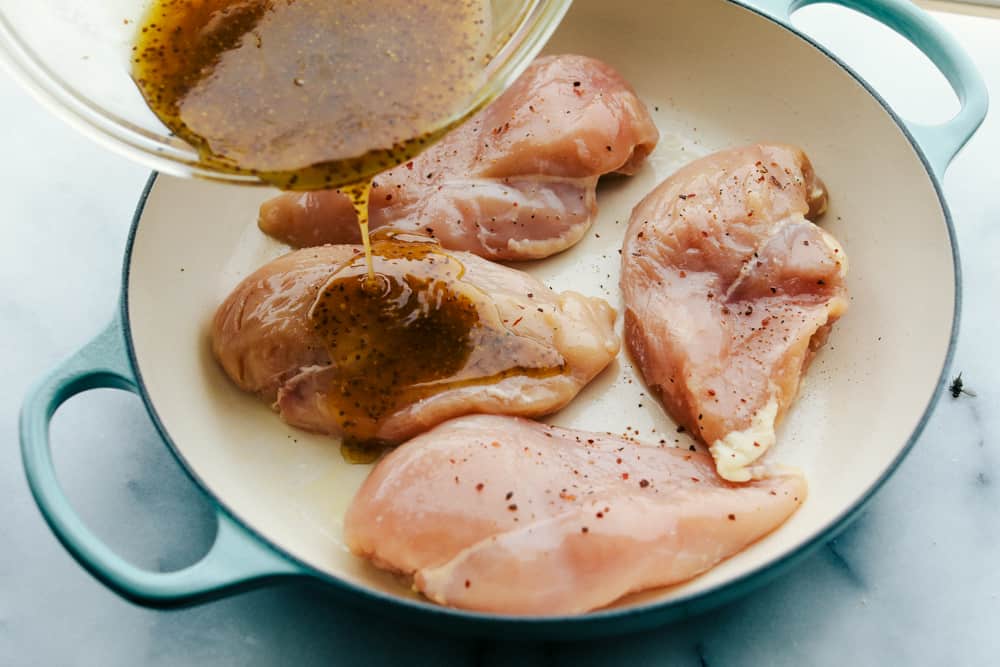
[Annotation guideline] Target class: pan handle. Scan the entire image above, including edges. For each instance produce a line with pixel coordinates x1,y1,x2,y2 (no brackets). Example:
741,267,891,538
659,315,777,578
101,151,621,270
740,0,988,176
19,316,306,608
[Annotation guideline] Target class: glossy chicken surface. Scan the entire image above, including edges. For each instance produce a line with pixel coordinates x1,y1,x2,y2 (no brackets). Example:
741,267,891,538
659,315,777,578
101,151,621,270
621,144,848,482
212,241,619,448
345,415,806,615
258,54,659,260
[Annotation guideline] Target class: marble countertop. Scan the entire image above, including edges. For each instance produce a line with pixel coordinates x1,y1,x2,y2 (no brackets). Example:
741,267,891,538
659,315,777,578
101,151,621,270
2,6,997,666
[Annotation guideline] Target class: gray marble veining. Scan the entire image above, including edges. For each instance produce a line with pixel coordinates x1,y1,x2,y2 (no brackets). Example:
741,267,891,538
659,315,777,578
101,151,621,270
2,7,997,666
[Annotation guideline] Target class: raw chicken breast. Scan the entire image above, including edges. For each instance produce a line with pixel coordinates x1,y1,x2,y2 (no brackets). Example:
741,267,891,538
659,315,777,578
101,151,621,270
621,144,848,482
212,240,619,447
345,415,806,615
258,54,659,260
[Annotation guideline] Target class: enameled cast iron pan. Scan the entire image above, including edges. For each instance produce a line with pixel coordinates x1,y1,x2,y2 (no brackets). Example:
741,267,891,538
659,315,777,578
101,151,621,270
21,0,988,639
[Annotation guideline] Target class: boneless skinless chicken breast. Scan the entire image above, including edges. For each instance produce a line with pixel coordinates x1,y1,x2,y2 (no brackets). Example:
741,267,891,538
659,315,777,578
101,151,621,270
258,55,659,260
345,415,806,615
622,144,848,482
212,242,619,445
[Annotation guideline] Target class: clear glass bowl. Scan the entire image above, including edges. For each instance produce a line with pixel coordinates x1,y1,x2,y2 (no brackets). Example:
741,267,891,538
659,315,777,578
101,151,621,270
0,0,572,185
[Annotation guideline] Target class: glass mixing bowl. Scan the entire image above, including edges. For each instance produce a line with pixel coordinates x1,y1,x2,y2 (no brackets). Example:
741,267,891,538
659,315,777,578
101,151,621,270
0,0,572,185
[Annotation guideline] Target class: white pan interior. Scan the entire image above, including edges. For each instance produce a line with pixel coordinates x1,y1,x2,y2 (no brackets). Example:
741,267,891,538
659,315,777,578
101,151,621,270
126,0,954,613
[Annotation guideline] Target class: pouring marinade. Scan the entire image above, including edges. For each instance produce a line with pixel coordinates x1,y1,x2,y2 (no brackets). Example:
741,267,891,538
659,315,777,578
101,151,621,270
201,46,663,461
134,0,613,459
131,0,492,280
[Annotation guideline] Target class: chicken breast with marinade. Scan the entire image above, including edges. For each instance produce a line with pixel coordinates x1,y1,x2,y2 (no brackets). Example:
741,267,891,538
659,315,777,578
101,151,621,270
212,240,619,447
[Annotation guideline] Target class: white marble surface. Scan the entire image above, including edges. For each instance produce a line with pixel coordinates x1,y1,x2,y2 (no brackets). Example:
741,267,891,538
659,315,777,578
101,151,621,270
2,6,997,666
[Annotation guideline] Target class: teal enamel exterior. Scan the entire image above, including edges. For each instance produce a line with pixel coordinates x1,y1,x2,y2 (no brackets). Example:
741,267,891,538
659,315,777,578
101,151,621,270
19,316,303,608
19,0,989,639
735,0,988,176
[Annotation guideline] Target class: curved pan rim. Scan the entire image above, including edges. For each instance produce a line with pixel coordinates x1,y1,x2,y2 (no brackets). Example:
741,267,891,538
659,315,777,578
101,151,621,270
22,0,978,639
